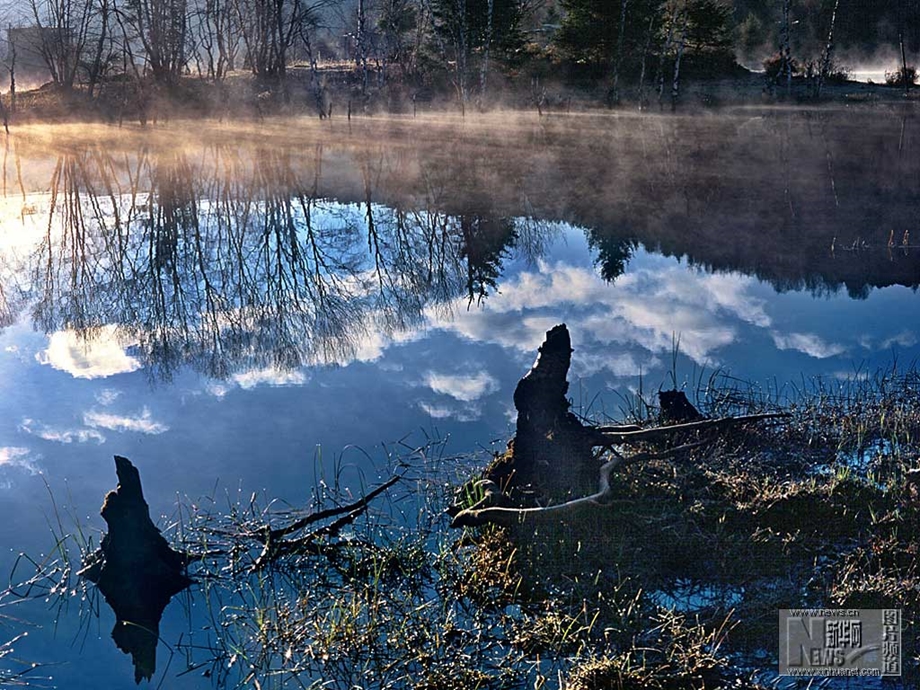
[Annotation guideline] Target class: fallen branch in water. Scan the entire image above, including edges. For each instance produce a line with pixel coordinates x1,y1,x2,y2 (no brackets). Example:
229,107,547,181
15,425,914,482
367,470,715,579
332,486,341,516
252,474,401,569
452,439,711,527
593,412,790,446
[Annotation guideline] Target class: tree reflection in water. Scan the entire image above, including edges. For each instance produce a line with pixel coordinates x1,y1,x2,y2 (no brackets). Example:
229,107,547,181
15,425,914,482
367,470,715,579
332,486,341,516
24,142,538,380
2,110,918,382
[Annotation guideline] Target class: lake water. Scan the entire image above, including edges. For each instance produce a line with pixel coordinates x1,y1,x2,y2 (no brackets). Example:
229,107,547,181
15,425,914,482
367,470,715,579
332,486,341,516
1,109,918,687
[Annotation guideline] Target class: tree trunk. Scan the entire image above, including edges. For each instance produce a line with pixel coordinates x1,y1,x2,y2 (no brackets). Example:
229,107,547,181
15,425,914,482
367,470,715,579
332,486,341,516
303,28,326,119
656,7,676,108
899,0,910,93
78,457,192,684
671,12,688,110
609,0,630,106
448,328,790,528
482,325,601,503
88,0,110,99
8,24,15,115
637,14,655,110
781,0,793,94
455,0,470,111
816,0,840,98
478,0,494,108
356,0,369,96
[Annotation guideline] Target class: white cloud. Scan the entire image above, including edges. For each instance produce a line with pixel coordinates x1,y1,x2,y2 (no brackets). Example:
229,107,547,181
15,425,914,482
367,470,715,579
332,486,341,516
20,418,105,444
36,326,141,379
419,402,455,419
0,447,40,474
771,332,846,359
571,351,660,378
831,370,872,382
881,331,918,349
418,401,482,422
858,330,917,351
424,371,499,402
425,260,770,368
325,327,425,367
83,407,168,434
202,365,314,397
95,388,122,406
698,273,772,328
231,367,308,389
205,381,232,398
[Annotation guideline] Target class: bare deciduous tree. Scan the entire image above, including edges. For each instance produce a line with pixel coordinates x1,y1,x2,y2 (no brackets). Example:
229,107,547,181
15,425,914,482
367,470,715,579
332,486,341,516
814,0,840,98
27,0,95,90
121,0,189,84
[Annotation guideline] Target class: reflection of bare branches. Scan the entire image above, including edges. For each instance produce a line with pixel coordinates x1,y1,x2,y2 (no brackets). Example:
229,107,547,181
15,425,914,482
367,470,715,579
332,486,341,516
26,140,540,381
32,152,115,336
0,266,18,329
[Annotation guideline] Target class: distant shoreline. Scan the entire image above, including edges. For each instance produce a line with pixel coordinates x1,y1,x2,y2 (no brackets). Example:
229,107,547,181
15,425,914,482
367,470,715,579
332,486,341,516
2,66,918,127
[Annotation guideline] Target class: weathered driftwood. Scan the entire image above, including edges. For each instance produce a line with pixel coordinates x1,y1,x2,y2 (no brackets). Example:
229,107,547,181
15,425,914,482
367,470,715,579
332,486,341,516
595,412,790,446
450,324,790,529
78,456,192,684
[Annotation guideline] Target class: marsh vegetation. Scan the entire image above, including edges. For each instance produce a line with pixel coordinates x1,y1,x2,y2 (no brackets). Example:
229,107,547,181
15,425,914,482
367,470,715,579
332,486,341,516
8,331,920,689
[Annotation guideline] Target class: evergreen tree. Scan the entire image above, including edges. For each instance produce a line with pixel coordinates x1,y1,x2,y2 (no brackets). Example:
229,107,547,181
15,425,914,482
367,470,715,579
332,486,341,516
555,0,734,75
428,0,528,103
555,0,656,69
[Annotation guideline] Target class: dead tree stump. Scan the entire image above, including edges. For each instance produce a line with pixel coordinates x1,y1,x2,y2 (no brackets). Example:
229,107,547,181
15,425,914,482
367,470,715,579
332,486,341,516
658,389,703,424
485,324,599,503
450,326,789,531
79,456,192,684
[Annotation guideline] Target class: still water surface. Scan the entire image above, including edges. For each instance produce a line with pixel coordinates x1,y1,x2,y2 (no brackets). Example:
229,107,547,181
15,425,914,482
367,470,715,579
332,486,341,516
0,110,918,687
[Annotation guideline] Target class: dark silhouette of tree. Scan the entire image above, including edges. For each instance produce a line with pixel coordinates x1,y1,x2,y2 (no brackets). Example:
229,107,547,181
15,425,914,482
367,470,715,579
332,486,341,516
121,0,189,85
26,0,96,90
459,214,517,305
377,0,422,81
586,229,636,283
555,0,734,86
427,0,528,107
555,0,656,70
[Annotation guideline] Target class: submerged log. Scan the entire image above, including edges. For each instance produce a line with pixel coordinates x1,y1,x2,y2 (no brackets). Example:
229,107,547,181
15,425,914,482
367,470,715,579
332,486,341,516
78,456,192,684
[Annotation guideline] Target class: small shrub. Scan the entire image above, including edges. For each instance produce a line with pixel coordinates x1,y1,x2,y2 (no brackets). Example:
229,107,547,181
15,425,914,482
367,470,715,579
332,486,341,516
885,65,918,88
824,61,851,85
763,52,800,82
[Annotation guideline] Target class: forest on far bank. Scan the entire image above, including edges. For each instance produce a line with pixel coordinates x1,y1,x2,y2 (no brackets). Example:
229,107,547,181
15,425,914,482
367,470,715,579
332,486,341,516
0,0,918,120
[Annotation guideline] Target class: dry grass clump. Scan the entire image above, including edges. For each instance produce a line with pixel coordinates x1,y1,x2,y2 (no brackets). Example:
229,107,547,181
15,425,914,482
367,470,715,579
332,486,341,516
566,609,765,690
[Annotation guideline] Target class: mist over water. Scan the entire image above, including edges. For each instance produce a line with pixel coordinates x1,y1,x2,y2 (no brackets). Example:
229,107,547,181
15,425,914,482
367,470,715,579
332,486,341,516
0,110,918,687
